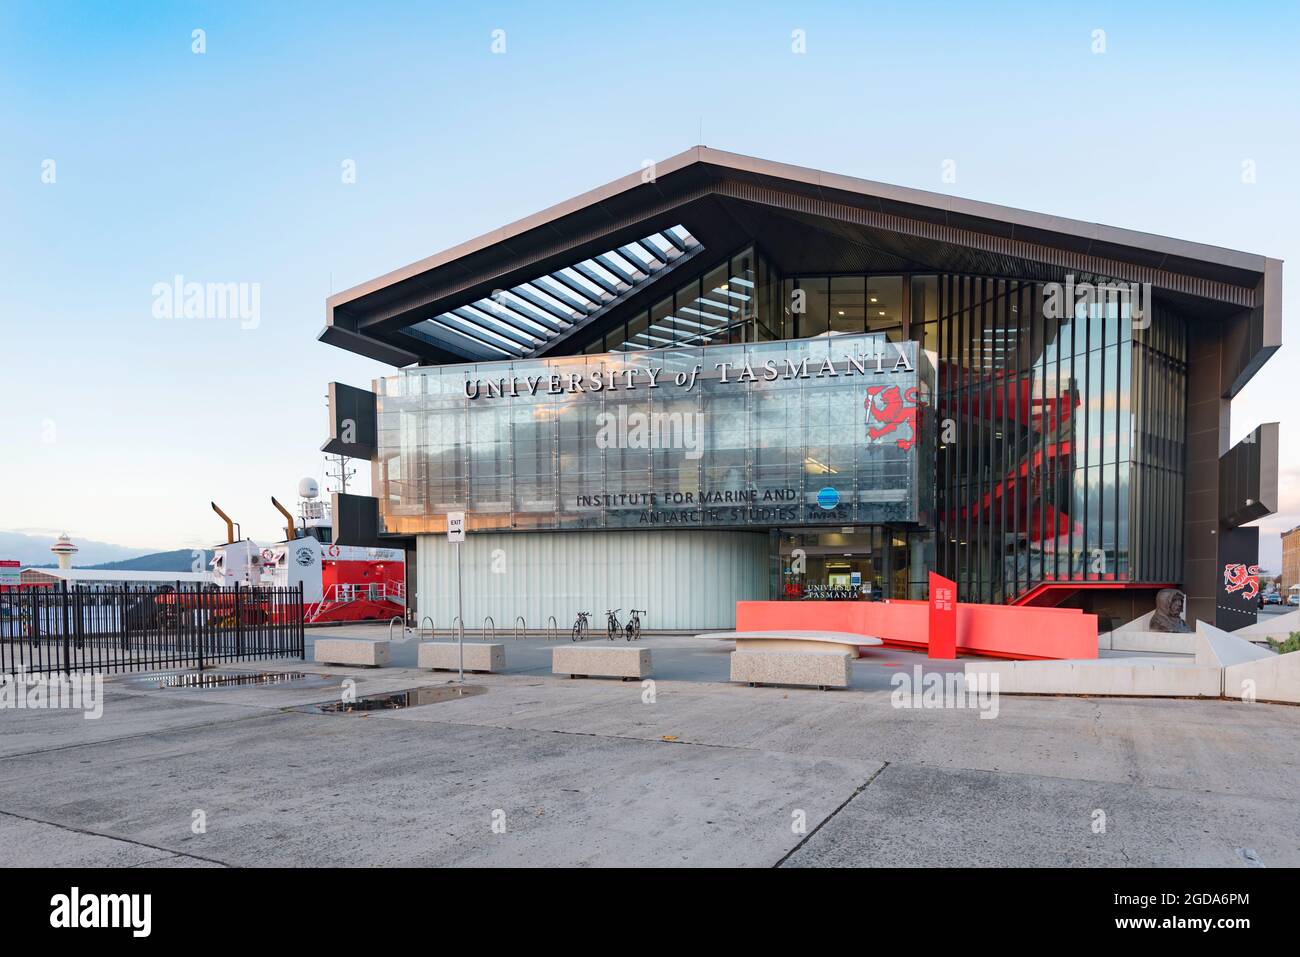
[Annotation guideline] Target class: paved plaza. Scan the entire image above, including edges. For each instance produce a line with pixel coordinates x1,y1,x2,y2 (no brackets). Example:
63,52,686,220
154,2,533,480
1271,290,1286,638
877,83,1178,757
1,627,1297,867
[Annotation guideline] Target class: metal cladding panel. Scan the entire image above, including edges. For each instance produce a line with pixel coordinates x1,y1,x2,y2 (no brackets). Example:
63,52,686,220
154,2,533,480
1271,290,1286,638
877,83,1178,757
331,492,384,547
415,529,770,632
322,382,378,458
1219,423,1279,528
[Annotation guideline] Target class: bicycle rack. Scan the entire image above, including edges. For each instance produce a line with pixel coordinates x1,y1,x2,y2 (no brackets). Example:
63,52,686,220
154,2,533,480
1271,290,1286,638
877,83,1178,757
420,616,435,641
546,615,558,641
387,616,405,642
483,616,495,641
514,616,526,641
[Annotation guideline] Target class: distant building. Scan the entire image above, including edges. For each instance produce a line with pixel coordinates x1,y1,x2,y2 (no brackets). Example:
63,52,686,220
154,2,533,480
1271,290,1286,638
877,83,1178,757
1282,526,1300,596
18,568,210,590
50,532,79,570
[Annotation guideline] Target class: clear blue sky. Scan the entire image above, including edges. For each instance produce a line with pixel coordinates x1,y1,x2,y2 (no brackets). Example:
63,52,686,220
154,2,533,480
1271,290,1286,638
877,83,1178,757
2,1,1296,569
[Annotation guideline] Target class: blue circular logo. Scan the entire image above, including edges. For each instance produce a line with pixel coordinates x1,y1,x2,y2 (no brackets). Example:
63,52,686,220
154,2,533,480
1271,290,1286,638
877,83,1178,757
816,487,840,510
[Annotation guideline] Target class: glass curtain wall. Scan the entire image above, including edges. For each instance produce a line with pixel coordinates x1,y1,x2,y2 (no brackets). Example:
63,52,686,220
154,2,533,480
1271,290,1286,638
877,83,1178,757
598,246,783,351
930,276,1186,604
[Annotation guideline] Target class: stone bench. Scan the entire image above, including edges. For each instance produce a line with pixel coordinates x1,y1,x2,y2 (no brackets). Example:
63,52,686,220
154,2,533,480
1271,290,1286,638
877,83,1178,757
730,649,852,689
963,658,1220,697
313,637,390,668
552,645,651,680
418,641,505,673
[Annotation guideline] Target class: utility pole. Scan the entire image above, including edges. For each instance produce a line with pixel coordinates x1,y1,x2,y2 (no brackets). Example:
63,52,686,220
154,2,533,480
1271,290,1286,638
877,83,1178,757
324,453,354,495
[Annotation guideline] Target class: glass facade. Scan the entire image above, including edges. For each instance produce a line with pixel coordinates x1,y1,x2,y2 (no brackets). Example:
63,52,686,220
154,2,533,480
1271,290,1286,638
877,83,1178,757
374,335,931,536
374,241,1188,606
930,277,1187,604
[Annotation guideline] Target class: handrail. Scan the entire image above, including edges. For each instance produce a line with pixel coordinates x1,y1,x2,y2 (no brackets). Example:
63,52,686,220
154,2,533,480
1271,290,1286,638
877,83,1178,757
451,615,464,642
420,615,435,641
483,615,495,641
546,615,558,641
514,615,526,641
388,616,405,642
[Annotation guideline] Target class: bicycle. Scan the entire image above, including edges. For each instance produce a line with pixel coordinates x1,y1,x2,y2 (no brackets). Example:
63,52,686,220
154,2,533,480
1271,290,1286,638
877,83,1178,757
624,608,645,642
605,608,622,641
571,611,592,642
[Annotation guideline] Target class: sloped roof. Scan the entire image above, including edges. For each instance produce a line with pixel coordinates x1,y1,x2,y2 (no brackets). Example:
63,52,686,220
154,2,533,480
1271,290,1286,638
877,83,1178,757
321,147,1281,367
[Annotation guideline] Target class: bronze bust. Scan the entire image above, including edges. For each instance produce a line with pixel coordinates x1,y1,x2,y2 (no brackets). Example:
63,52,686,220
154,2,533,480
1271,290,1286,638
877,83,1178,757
1150,588,1190,633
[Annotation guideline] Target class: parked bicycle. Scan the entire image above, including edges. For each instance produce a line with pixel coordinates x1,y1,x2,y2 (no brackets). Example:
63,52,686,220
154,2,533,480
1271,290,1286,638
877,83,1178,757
571,611,592,642
605,608,622,641
624,608,645,642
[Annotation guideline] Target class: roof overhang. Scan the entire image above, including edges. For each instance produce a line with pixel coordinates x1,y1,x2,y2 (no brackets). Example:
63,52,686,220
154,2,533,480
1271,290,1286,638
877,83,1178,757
322,147,1282,372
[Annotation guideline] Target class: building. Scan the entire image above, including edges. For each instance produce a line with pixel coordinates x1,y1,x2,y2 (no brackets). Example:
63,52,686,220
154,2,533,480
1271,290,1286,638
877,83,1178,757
50,533,79,570
18,568,212,590
1283,526,1300,598
316,148,1282,634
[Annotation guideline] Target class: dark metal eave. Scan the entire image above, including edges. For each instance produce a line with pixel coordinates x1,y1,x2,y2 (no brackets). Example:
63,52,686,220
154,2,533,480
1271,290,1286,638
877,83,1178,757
317,324,421,366
322,146,1282,370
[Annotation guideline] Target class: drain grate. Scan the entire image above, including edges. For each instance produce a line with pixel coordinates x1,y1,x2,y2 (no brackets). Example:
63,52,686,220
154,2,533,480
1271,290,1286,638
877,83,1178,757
304,684,487,713
133,671,330,690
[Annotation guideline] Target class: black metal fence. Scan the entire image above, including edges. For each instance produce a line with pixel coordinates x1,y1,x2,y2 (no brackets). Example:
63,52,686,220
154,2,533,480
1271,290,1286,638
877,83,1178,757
0,582,304,676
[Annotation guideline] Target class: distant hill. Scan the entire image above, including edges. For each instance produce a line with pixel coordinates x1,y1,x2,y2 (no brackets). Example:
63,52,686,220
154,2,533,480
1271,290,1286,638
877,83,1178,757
86,549,214,573
0,530,155,566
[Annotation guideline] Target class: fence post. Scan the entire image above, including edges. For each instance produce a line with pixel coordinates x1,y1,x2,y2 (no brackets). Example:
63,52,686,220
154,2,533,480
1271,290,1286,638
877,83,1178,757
59,579,71,675
298,582,305,660
234,581,243,659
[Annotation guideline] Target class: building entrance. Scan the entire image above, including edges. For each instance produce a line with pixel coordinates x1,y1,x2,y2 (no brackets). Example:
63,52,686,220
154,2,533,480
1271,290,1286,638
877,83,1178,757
776,527,933,601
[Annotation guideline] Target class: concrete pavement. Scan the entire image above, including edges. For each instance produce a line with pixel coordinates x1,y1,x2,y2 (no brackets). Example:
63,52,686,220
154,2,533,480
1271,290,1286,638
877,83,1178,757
1,630,1297,867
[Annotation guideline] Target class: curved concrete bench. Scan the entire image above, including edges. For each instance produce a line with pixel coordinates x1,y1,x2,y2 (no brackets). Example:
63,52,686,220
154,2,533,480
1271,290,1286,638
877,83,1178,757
698,630,882,658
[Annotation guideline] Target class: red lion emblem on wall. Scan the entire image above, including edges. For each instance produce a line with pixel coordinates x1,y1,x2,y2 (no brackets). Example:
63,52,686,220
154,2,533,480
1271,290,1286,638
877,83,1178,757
865,385,920,451
1223,563,1259,602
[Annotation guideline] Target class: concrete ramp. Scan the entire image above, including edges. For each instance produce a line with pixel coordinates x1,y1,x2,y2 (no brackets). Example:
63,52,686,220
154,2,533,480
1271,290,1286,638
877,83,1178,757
1099,608,1196,655
1192,621,1276,668
1232,609,1299,644
1114,610,1157,633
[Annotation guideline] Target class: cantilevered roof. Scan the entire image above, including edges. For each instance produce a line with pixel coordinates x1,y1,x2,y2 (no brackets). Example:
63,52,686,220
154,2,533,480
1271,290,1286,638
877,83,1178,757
321,146,1281,369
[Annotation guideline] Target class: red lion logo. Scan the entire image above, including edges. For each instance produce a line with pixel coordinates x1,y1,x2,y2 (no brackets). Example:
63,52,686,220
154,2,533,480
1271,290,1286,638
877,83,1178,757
865,385,920,451
1223,563,1259,602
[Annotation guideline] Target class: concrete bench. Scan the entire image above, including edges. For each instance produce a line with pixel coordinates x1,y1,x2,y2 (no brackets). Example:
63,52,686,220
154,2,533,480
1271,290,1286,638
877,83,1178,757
730,649,852,689
963,658,1220,697
552,645,651,680
418,641,505,674
313,638,390,668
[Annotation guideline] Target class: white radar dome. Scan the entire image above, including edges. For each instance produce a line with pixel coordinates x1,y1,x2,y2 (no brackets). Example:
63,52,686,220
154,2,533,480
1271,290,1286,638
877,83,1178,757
298,477,320,499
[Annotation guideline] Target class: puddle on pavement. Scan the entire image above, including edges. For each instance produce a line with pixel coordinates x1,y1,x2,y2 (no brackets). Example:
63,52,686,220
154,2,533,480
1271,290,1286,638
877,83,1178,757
304,684,487,714
132,671,331,691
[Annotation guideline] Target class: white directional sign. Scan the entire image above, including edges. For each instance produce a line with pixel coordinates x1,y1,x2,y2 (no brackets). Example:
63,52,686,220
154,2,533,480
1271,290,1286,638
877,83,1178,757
447,511,466,544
